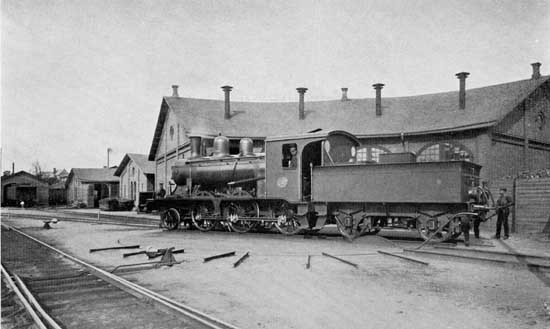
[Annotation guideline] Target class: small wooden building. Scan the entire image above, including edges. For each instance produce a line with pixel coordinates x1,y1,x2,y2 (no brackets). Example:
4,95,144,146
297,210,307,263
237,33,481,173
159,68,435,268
65,168,119,208
48,182,67,205
1,171,49,206
114,153,155,207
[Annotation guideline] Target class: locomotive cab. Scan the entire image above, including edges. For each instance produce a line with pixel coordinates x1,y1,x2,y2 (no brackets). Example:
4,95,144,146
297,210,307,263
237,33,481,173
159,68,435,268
265,130,361,202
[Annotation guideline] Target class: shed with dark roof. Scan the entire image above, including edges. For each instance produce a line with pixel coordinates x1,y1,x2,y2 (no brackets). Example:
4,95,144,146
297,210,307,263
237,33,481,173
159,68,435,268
148,64,550,188
1,171,49,206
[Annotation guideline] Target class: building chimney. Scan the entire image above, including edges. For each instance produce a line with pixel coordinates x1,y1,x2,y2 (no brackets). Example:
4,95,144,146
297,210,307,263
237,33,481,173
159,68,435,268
531,62,541,79
221,85,233,119
341,88,349,101
455,72,469,110
172,85,179,97
372,83,384,116
297,87,308,120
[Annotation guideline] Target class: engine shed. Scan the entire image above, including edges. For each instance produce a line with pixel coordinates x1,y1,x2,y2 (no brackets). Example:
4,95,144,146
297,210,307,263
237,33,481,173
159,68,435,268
1,171,49,206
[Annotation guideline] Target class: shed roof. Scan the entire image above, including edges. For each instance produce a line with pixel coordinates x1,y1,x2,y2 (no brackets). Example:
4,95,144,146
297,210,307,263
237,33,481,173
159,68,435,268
114,153,156,176
149,76,549,160
66,168,118,186
1,171,48,187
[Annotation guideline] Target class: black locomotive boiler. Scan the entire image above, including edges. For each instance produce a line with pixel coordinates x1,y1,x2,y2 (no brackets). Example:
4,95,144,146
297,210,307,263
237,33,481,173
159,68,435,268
153,130,492,242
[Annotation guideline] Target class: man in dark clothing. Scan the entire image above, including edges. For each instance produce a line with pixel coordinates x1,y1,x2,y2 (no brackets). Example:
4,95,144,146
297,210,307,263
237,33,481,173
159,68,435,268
495,188,513,239
473,181,490,239
157,183,167,199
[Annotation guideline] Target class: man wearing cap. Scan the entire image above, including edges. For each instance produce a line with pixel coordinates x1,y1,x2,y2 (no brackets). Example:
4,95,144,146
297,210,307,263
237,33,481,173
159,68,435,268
495,188,513,239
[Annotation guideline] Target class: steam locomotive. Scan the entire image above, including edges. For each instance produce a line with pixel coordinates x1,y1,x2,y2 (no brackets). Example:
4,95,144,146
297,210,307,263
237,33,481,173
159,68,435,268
152,130,493,242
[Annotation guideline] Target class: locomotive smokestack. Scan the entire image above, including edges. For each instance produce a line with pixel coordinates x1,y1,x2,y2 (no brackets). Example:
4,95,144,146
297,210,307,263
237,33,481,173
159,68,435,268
531,62,542,79
455,72,469,110
297,87,308,120
221,85,233,119
341,87,349,101
372,83,384,116
189,136,201,159
171,85,179,97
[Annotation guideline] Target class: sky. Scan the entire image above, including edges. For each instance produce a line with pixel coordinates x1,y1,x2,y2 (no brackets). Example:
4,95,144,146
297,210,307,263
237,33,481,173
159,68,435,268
2,0,549,173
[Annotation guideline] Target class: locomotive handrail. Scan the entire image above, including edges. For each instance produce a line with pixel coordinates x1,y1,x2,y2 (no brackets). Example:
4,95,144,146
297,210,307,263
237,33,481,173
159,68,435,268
227,176,265,186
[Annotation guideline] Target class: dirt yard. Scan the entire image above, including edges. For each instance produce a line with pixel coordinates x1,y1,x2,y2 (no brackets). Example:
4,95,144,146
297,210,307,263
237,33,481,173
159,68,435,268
3,215,549,329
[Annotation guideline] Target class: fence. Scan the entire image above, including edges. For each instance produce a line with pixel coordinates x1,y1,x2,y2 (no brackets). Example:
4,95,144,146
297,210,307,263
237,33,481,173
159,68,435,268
515,177,550,233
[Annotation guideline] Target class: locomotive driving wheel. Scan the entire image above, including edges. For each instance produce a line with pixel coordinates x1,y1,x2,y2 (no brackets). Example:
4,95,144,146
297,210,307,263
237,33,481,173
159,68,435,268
191,203,216,232
225,201,260,233
273,203,302,235
335,211,379,241
161,208,180,230
416,214,461,243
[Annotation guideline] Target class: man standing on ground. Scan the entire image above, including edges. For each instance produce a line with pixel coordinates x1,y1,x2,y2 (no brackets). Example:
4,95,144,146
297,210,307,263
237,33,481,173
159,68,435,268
495,188,513,239
474,180,490,239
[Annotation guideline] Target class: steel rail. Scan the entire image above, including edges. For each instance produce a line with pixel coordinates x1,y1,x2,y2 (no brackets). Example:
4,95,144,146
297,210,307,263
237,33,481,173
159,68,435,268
5,224,240,329
1,212,157,228
13,274,63,329
1,264,49,329
433,244,550,260
403,248,550,269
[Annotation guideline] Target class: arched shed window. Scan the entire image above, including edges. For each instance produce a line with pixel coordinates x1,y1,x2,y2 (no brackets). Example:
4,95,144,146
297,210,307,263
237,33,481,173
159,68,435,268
356,146,390,163
417,142,473,162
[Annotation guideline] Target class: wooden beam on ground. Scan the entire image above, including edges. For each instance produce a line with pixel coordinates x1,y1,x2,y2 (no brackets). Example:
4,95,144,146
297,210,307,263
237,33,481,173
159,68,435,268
203,251,236,263
377,250,429,266
90,245,140,253
123,251,146,258
321,252,358,268
233,252,250,268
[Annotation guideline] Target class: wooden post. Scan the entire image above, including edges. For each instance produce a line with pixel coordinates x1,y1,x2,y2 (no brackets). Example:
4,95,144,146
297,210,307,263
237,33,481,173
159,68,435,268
511,177,518,233
164,126,168,187
522,99,529,171
176,124,180,159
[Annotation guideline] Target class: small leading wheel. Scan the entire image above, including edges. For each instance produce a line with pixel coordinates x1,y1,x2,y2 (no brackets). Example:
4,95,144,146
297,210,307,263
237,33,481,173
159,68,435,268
416,214,459,243
191,203,216,232
273,203,303,235
225,201,259,233
161,208,180,230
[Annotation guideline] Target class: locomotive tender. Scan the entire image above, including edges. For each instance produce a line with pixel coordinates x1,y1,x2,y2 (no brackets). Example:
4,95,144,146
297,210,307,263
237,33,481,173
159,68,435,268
154,130,491,242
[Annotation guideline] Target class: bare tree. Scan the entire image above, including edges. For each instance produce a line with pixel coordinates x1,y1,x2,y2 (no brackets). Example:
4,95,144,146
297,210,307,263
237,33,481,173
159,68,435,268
31,160,43,179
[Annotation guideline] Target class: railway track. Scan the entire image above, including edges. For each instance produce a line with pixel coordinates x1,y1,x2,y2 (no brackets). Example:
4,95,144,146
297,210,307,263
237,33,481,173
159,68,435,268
1,211,158,228
1,265,45,329
1,224,239,329
403,244,550,269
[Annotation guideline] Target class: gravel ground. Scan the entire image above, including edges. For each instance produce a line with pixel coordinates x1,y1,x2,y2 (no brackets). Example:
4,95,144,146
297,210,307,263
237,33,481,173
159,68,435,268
2,215,550,329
